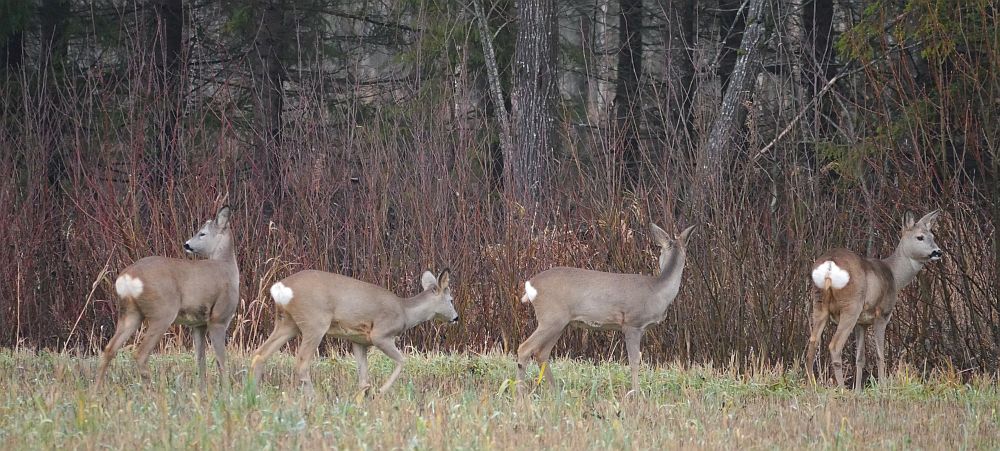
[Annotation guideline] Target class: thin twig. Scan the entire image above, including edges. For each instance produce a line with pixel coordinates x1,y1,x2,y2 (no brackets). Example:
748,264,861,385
470,0,512,151
63,249,115,354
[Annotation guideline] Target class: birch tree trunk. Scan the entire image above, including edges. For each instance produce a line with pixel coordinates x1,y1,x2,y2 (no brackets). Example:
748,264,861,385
615,0,643,183
703,0,766,187
509,0,557,209
588,0,615,124
717,0,745,93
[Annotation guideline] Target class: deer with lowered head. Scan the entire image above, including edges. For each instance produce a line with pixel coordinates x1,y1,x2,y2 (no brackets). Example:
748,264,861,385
806,210,943,390
516,223,696,394
96,206,239,387
249,268,459,395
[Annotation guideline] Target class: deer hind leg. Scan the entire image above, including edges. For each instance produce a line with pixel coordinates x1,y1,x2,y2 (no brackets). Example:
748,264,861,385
134,315,176,382
516,321,566,390
293,328,325,392
804,300,830,384
534,326,568,390
515,328,544,388
828,308,862,388
249,314,299,384
95,310,143,387
853,324,868,391
515,331,540,389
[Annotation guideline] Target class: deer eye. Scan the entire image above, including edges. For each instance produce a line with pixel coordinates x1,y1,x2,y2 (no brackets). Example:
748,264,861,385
199,232,206,237
916,235,925,241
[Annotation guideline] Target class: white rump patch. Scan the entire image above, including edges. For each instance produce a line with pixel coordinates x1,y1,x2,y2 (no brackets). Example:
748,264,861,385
811,261,850,290
115,274,144,299
520,281,538,304
270,282,294,306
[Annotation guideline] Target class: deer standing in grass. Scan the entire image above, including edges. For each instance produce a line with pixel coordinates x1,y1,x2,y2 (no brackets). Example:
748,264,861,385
96,206,239,387
806,210,942,390
249,269,459,395
516,223,696,394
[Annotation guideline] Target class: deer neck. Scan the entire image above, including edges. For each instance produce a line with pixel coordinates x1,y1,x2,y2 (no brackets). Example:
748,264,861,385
401,291,438,329
882,245,923,292
655,246,686,296
209,234,238,266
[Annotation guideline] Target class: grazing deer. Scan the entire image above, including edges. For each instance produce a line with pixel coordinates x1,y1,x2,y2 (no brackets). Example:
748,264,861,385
249,269,459,395
95,206,239,387
516,223,696,394
806,210,942,390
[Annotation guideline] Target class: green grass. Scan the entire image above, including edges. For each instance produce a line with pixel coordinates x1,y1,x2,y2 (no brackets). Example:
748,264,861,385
0,348,997,449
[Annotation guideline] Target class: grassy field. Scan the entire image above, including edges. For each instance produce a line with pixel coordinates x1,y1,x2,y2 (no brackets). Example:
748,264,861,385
0,349,997,449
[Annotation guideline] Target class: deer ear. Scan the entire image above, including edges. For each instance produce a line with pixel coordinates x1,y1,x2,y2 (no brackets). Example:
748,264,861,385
916,209,941,229
437,268,451,291
678,224,697,247
421,271,438,291
649,223,671,247
903,211,916,229
216,206,232,228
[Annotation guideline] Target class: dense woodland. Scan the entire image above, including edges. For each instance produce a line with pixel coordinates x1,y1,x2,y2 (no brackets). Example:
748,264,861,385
0,0,997,376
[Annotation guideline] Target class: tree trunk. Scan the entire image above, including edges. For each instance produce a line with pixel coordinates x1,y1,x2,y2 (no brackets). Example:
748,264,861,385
251,0,286,206
148,0,184,183
39,0,69,68
588,0,615,123
509,0,557,209
703,0,766,186
802,0,835,137
39,0,69,187
717,0,745,92
661,0,696,149
1,30,23,71
615,0,643,184
471,0,514,194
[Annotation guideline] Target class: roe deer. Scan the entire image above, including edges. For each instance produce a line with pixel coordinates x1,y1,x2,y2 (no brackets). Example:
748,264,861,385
806,210,942,389
516,223,696,394
249,269,459,395
96,206,240,387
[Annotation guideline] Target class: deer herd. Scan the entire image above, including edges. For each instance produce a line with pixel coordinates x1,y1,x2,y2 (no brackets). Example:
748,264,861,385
94,206,944,396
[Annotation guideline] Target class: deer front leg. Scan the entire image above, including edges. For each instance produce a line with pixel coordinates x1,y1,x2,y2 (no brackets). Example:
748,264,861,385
193,326,208,388
873,315,891,383
828,308,862,388
853,324,867,391
207,322,230,386
805,302,829,384
623,326,644,394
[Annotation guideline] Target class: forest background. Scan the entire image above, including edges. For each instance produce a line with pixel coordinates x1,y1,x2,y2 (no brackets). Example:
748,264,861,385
0,0,996,378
